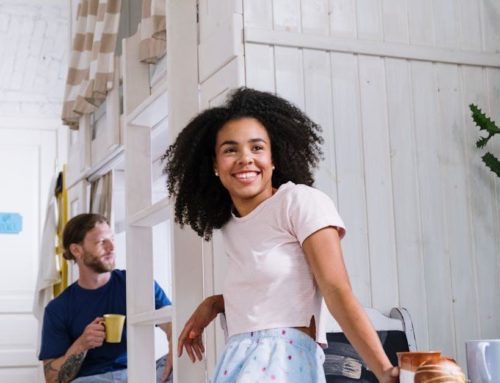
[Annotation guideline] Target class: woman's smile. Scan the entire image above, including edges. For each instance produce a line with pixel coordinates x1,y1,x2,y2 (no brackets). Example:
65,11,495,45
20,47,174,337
233,170,260,182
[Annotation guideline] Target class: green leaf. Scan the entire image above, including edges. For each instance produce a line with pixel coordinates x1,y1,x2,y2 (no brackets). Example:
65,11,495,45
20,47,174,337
470,104,500,135
476,136,490,149
482,152,500,178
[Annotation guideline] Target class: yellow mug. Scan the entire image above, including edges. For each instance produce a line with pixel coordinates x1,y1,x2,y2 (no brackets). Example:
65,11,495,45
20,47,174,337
103,314,126,343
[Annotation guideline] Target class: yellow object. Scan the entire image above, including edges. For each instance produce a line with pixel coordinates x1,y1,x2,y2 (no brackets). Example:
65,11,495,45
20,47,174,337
53,166,68,297
103,314,126,343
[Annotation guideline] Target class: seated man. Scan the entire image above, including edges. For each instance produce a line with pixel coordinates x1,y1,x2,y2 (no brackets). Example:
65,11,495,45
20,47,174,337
39,213,173,383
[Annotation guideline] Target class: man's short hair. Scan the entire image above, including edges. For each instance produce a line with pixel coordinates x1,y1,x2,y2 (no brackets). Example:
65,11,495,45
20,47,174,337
62,213,109,261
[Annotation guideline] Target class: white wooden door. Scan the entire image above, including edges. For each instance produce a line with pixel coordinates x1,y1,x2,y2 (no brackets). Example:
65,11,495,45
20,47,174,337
0,127,58,383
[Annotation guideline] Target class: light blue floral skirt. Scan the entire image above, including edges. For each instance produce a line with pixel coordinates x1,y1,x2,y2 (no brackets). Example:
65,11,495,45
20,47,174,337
211,327,326,382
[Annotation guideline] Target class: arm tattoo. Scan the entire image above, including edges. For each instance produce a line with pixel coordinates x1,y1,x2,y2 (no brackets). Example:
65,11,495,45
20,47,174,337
57,352,85,383
43,360,59,375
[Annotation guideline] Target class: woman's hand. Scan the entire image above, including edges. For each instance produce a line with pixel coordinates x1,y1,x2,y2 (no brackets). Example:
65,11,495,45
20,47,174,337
379,366,399,383
177,295,224,362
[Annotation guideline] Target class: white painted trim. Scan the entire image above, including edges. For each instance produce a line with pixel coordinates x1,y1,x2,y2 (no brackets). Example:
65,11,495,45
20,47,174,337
128,197,171,227
128,306,172,326
85,145,124,182
126,80,169,128
244,28,500,68
66,145,123,194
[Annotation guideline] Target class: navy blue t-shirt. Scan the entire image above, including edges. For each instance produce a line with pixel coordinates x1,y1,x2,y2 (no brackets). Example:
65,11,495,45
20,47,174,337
38,270,171,377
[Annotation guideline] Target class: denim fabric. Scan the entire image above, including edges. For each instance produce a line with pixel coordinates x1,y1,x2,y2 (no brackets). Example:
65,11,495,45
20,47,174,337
72,355,172,383
211,328,326,383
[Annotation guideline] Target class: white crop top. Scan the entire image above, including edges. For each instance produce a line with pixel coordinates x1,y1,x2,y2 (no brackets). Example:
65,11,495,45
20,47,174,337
221,181,346,345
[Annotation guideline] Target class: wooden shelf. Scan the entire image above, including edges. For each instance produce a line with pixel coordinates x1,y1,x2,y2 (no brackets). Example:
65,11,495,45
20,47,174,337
85,145,124,182
126,80,168,128
128,306,172,325
127,196,171,227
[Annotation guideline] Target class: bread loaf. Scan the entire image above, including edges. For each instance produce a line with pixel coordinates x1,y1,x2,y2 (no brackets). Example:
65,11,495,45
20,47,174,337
414,357,466,383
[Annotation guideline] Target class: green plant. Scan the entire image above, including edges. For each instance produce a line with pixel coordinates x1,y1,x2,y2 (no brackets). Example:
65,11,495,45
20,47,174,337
469,104,500,178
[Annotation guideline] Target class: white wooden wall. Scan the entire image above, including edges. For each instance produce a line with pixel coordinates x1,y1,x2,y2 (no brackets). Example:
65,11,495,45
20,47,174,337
240,0,500,368
186,0,500,373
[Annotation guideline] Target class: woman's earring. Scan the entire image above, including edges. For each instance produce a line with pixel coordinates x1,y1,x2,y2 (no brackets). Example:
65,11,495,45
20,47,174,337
272,165,275,170
214,170,219,176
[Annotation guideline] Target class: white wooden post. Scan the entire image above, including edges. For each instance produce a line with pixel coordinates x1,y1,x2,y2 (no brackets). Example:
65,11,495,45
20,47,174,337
167,0,207,382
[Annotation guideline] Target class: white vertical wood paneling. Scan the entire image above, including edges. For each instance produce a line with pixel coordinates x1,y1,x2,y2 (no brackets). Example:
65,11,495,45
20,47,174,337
66,118,91,188
233,0,242,15
461,67,491,333
243,0,273,29
272,0,301,32
381,0,409,43
481,0,500,53
124,124,155,382
411,61,455,355
274,46,305,109
407,0,434,46
330,52,372,306
199,0,235,37
485,69,500,334
121,29,157,381
198,0,243,83
457,0,482,51
301,0,329,36
200,57,245,110
167,0,206,381
201,237,217,379
436,63,478,365
356,0,383,41
385,58,429,350
328,0,356,38
432,0,459,49
209,231,229,377
462,66,500,340
486,74,500,123
358,55,398,312
244,43,275,93
302,49,336,199
125,229,156,383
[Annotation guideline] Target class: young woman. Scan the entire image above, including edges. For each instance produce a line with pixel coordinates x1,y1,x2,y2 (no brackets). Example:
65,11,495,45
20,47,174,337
163,88,398,382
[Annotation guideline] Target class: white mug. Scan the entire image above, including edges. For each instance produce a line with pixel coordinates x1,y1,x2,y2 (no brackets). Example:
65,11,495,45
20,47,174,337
466,339,500,383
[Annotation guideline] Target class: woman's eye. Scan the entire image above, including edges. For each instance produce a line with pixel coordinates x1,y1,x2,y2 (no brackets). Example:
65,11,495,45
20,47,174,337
253,145,264,151
223,147,236,154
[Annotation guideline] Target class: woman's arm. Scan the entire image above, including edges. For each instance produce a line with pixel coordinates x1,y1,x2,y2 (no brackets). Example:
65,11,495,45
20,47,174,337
177,294,225,362
302,227,398,383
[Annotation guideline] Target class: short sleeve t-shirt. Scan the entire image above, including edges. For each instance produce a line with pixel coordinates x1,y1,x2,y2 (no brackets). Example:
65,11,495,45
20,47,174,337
222,182,345,345
38,269,171,377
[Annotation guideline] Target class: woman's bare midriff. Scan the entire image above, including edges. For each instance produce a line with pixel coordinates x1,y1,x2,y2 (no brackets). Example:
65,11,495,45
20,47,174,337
294,325,315,339
294,316,316,339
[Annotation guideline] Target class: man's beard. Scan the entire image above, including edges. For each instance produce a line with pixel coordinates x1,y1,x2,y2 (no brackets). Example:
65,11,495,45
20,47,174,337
82,251,115,273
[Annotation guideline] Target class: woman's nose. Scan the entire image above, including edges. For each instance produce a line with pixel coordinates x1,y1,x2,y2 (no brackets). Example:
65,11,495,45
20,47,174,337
238,151,254,164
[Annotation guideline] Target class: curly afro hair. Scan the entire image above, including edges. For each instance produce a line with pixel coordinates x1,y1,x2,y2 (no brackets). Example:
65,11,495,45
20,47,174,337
163,87,323,240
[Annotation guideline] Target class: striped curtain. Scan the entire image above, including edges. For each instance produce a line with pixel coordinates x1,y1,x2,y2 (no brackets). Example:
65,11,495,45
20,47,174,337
62,0,121,128
90,171,113,220
139,0,166,64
